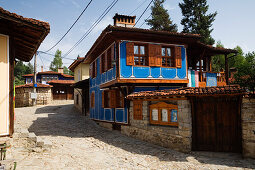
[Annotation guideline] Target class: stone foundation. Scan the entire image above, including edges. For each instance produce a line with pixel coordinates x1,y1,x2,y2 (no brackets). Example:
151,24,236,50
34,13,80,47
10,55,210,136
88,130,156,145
15,87,52,107
121,99,192,153
242,98,255,158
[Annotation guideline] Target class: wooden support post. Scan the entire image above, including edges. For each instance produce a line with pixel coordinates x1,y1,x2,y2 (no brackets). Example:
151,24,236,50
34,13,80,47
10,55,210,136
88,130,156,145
225,54,229,85
199,57,202,82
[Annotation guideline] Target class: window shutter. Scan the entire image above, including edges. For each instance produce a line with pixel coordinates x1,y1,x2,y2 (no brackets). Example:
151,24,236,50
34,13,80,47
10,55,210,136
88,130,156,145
90,92,95,108
133,100,143,120
104,52,108,71
111,46,115,62
126,42,134,65
149,44,161,67
175,46,182,68
102,90,105,108
109,90,116,108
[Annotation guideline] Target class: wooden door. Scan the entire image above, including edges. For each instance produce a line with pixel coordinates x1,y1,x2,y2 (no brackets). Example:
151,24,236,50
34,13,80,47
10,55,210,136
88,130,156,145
192,96,242,153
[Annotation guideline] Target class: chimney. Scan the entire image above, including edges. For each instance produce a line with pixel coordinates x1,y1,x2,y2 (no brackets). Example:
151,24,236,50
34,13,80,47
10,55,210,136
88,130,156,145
113,13,136,28
58,68,63,74
41,66,43,72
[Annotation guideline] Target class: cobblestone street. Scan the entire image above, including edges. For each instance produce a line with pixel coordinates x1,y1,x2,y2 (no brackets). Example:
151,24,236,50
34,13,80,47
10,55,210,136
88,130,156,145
8,101,255,169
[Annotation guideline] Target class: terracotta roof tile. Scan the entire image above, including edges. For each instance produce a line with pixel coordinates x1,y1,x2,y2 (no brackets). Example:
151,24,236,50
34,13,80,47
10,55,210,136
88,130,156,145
15,83,52,88
0,7,50,30
23,71,74,78
47,80,75,84
126,85,245,99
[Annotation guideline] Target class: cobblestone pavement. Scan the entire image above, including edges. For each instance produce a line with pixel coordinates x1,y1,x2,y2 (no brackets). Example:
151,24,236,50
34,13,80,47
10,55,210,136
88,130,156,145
8,101,255,169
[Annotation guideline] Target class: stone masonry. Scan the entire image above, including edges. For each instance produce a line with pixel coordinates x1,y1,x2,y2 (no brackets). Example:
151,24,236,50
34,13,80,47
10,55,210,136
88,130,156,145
242,97,255,158
121,99,192,153
15,87,52,107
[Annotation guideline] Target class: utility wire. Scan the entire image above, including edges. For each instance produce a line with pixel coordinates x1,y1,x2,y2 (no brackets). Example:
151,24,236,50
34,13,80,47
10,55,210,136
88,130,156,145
38,51,75,61
129,0,149,15
44,0,93,52
133,0,154,27
62,0,119,58
38,53,45,68
139,14,151,28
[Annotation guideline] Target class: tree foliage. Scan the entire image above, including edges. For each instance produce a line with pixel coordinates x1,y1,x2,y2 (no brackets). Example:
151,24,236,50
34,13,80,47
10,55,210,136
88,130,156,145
146,0,177,32
211,41,225,72
179,0,217,45
234,52,255,92
14,61,34,85
50,49,63,72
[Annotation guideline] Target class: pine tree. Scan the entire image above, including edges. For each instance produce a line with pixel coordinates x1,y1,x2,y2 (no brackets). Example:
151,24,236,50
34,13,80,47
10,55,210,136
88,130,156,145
146,0,177,32
50,49,63,72
179,0,217,45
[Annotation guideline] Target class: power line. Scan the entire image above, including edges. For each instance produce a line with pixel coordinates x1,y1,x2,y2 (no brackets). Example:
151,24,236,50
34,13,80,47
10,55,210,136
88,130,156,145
62,0,119,58
139,14,151,28
38,53,45,68
38,51,75,61
129,0,149,15
133,0,154,27
44,0,93,52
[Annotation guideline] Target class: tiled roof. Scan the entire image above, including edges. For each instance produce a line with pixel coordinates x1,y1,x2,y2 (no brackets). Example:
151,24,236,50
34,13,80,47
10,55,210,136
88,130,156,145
23,71,74,78
68,57,85,72
47,80,75,84
126,85,245,99
0,7,50,30
15,83,52,88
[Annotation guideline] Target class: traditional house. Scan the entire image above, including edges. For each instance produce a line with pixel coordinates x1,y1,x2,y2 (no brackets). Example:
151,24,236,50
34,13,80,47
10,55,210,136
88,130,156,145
84,13,237,125
0,7,50,136
47,80,75,100
68,57,90,114
22,68,74,84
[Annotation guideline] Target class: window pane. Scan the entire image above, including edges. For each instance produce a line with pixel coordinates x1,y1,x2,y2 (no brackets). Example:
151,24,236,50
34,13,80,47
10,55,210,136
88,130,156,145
161,109,168,122
134,46,139,54
167,48,171,56
152,109,158,121
134,56,139,65
140,46,145,55
162,48,165,56
171,109,178,122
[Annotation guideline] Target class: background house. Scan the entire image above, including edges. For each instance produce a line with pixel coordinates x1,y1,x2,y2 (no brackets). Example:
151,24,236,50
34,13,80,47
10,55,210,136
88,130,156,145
69,57,90,114
0,7,49,136
22,67,74,84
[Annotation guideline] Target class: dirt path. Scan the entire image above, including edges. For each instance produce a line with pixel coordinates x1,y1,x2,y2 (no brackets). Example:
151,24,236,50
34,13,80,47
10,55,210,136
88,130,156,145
8,101,255,169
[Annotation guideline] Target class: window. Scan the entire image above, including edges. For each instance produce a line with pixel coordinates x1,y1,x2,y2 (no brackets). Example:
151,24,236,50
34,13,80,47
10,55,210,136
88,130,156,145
134,45,147,66
27,78,32,84
133,100,143,120
107,48,112,70
90,92,95,108
101,53,106,73
91,61,97,78
126,42,182,68
102,89,124,108
161,47,175,67
149,102,178,126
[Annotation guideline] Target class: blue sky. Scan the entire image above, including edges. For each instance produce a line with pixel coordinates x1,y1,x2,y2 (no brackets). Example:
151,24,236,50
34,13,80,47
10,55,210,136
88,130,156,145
1,0,255,70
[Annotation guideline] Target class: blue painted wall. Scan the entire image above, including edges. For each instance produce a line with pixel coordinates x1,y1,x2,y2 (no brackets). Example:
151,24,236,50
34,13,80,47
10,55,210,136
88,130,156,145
120,41,187,80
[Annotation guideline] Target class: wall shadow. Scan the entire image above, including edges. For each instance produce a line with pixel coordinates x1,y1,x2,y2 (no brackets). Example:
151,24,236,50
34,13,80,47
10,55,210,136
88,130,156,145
28,104,255,169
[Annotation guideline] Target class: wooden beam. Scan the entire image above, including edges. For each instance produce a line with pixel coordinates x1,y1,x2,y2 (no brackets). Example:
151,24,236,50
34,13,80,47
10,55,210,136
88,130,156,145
225,54,229,85
117,78,189,84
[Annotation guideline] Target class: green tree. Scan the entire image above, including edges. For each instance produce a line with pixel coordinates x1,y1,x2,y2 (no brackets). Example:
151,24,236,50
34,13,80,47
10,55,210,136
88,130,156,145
146,0,177,32
63,66,73,75
14,61,34,85
179,0,217,45
211,41,225,72
234,52,255,92
228,46,245,69
50,49,63,72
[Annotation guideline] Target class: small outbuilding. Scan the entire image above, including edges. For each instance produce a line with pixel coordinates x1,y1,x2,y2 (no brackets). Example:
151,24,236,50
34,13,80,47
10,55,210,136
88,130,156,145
15,83,52,107
48,80,75,100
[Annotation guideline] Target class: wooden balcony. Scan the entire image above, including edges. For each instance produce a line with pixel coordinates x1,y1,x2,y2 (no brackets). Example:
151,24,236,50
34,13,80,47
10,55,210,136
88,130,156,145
199,71,226,87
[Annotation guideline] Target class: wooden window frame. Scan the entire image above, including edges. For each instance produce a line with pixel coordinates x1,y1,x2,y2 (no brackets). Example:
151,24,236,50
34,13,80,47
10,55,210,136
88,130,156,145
102,89,124,108
90,91,95,108
149,102,178,126
100,53,106,73
134,44,148,66
133,100,143,120
161,46,175,67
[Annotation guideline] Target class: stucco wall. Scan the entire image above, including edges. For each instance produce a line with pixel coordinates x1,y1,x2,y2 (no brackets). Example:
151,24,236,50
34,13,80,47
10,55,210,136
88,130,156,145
242,98,255,159
121,99,192,153
74,63,89,82
15,87,52,107
0,34,9,136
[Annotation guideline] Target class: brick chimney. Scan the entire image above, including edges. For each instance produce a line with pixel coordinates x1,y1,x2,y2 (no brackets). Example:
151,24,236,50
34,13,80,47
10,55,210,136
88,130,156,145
113,13,136,28
41,66,43,72
58,68,63,74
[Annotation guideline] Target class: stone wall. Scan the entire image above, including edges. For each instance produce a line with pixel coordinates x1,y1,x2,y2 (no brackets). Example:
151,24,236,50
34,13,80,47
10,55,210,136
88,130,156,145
74,89,83,113
242,97,255,158
15,87,52,107
121,99,192,153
